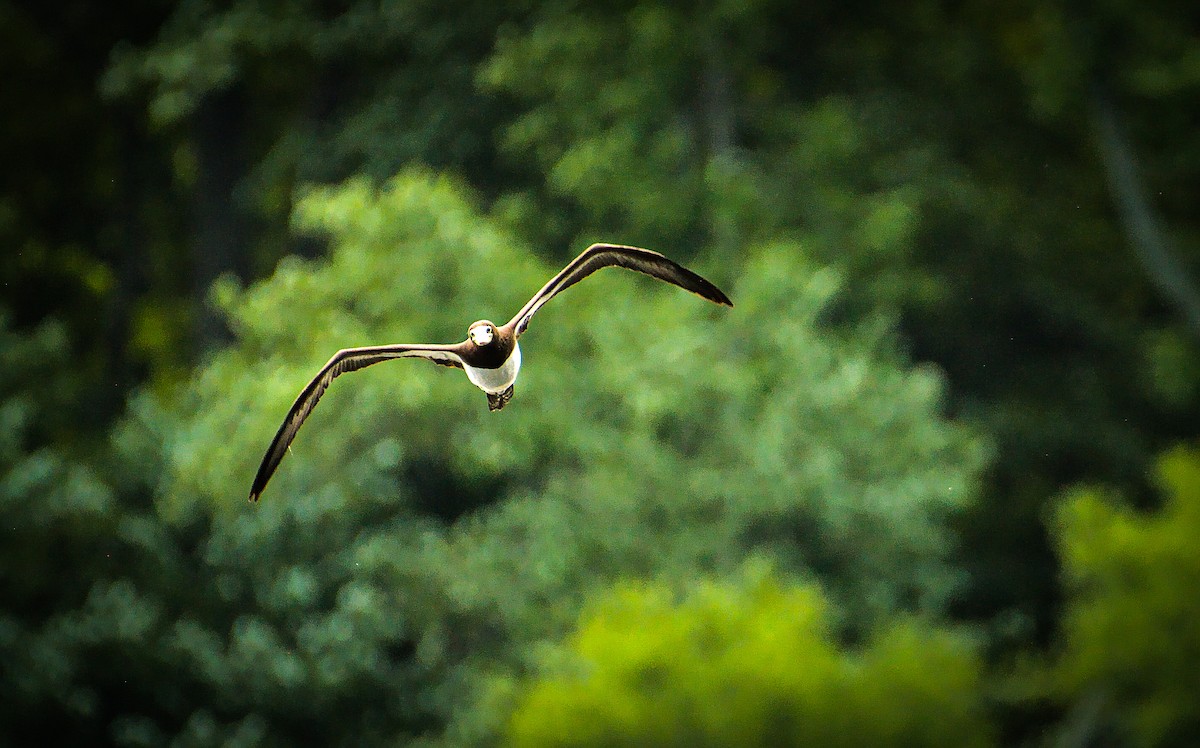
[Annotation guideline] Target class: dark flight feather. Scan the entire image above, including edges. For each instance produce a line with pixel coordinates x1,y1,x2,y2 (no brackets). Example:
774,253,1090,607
248,344,465,502
507,243,732,337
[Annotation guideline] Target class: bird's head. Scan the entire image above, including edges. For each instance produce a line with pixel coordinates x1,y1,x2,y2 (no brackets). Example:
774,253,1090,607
468,321,496,347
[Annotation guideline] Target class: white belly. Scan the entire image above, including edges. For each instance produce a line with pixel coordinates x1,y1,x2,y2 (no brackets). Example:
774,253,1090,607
465,343,521,394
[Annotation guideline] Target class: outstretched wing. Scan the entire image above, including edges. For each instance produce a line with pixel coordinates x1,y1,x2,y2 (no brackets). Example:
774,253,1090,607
248,343,465,502
506,243,732,337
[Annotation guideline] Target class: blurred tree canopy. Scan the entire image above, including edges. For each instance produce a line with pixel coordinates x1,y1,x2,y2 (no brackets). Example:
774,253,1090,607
2,0,1199,745
505,564,994,747
6,172,973,744
1046,446,1200,746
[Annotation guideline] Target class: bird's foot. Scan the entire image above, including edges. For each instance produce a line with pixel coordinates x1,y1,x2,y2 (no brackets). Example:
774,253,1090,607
487,385,514,411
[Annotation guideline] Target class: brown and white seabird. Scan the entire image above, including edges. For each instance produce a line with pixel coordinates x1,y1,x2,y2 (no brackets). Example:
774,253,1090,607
248,243,732,502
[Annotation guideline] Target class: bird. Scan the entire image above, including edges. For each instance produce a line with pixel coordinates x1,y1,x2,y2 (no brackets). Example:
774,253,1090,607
248,243,733,502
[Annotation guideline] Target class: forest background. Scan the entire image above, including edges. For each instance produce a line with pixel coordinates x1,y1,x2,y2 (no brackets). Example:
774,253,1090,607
2,1,1199,745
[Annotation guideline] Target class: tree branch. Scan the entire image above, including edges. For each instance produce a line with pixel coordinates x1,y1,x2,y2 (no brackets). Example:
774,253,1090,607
1092,89,1200,340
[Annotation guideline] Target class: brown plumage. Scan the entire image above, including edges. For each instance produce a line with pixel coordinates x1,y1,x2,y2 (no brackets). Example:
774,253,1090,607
248,243,732,502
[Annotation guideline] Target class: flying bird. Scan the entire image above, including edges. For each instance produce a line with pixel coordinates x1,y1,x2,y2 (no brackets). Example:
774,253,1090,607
248,243,732,502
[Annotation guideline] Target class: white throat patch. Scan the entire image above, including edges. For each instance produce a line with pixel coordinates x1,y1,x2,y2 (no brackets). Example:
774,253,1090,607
470,326,494,346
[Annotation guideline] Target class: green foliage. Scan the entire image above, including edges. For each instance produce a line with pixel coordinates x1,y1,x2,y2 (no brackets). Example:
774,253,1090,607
0,314,125,743
0,315,117,564
482,2,943,303
7,1,1200,744
506,565,994,747
91,170,982,743
1050,446,1200,745
103,0,520,191
480,1,1200,644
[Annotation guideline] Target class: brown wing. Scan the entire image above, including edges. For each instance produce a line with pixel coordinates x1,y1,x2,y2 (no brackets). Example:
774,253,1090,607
248,343,466,503
506,243,732,337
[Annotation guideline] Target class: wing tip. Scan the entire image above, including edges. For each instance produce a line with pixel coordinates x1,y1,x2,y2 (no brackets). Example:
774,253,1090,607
699,282,733,307
248,477,266,503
